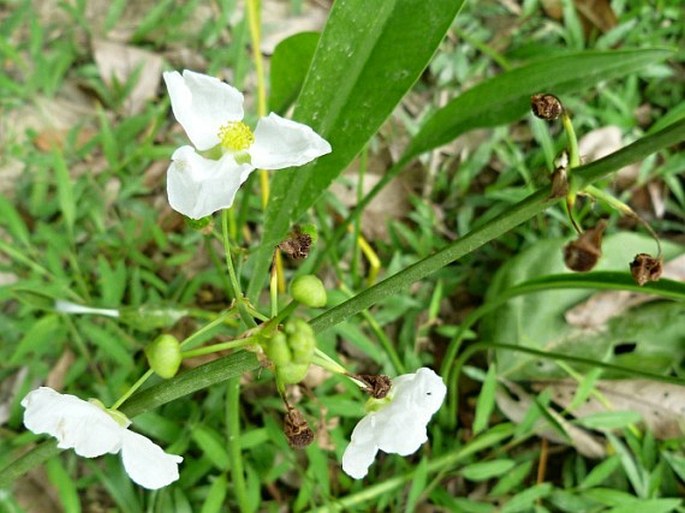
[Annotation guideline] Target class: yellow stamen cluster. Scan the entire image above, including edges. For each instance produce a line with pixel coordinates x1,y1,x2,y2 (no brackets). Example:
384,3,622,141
218,121,254,151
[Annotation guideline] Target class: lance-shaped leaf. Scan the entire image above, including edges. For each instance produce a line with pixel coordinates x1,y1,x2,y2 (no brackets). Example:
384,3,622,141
405,49,672,159
248,0,466,300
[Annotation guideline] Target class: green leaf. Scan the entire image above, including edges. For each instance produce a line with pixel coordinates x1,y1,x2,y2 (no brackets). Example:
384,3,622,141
405,457,428,512
461,459,516,481
191,426,230,470
579,455,621,489
605,499,683,513
473,363,497,434
200,473,228,513
575,411,643,430
248,0,466,300
52,149,76,237
10,314,62,364
480,233,685,380
0,195,31,247
491,460,534,496
269,31,319,114
501,482,553,513
406,49,673,159
45,458,81,513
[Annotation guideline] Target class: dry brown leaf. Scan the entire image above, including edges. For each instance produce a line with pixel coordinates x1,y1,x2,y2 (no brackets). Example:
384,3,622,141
496,382,606,458
541,0,617,33
574,0,618,33
542,379,685,439
576,126,641,186
329,165,409,241
93,39,164,115
46,349,76,391
565,254,685,329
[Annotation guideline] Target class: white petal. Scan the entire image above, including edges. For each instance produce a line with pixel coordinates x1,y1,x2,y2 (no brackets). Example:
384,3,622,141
167,146,254,219
342,415,379,479
22,387,123,458
250,113,331,170
375,412,428,456
163,70,244,151
120,429,183,489
392,368,447,419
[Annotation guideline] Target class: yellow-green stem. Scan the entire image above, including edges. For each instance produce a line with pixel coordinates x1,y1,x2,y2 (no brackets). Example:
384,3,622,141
181,335,260,359
246,0,270,210
110,370,154,411
226,377,249,512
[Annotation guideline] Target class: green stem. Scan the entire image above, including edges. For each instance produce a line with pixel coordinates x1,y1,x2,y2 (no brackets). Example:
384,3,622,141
309,119,685,335
585,184,662,257
222,209,257,329
561,111,580,169
222,209,243,299
110,370,154,410
180,310,236,350
312,348,349,376
181,336,259,359
226,377,249,513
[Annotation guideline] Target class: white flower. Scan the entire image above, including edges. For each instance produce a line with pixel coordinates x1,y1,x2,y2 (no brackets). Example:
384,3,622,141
22,387,183,490
163,69,332,219
342,368,446,479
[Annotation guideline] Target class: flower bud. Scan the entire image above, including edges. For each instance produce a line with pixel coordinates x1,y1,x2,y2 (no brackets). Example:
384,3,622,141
145,334,182,379
290,275,327,308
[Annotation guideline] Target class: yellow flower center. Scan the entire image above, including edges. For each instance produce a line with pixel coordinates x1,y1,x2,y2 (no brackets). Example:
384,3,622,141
218,121,254,152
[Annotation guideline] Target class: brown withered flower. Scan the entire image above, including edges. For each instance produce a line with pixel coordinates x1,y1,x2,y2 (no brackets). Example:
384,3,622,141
550,166,569,199
531,93,564,121
630,253,663,286
357,374,392,399
564,220,607,272
283,408,315,449
278,227,313,260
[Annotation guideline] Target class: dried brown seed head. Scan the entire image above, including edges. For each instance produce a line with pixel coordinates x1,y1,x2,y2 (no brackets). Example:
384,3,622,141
278,228,313,260
630,253,663,286
358,374,392,399
531,93,564,121
564,220,607,272
284,408,315,449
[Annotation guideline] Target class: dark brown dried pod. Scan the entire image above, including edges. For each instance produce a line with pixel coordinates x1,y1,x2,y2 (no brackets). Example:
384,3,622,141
531,93,564,121
278,228,313,260
357,374,392,399
564,220,607,272
630,253,663,286
284,408,315,449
